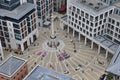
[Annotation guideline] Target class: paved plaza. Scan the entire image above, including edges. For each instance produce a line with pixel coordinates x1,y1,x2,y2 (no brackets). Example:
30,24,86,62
4,15,109,80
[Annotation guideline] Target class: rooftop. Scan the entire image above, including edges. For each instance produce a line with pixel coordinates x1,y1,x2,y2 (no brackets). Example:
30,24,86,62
109,14,120,21
106,46,120,76
24,66,74,80
0,56,25,76
73,0,109,11
0,3,35,20
94,35,119,52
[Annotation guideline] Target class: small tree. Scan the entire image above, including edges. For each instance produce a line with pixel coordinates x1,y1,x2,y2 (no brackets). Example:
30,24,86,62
106,73,114,80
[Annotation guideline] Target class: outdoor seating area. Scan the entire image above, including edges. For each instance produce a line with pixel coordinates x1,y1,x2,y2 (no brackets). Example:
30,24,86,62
35,51,47,57
57,52,70,61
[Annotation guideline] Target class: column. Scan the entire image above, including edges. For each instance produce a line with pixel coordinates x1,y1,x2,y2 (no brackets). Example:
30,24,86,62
78,33,81,41
91,41,93,49
67,26,69,33
73,29,75,37
98,45,100,54
21,43,24,52
84,37,87,45
105,50,108,59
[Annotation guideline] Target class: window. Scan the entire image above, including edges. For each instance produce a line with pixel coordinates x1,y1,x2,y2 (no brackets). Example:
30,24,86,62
100,14,103,19
72,12,74,16
3,27,8,31
109,10,113,14
99,21,102,25
108,18,111,22
105,12,108,17
95,23,98,27
90,16,93,22
95,16,98,21
13,24,20,29
73,6,76,12
83,18,85,22
2,21,7,26
90,23,93,26
14,29,21,34
117,22,119,26
79,16,81,20
75,14,78,18
112,19,115,24
86,20,89,25
77,8,80,14
85,13,89,19
82,23,85,28
81,11,84,17
103,19,106,23
79,21,81,25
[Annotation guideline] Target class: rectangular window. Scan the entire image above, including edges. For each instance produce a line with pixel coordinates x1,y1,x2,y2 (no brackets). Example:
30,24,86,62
2,21,7,26
13,24,20,29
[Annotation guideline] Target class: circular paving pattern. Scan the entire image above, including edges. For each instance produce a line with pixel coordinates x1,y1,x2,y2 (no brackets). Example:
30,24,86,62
14,19,108,80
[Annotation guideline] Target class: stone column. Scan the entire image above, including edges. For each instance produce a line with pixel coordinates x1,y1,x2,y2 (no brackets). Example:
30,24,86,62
67,26,69,33
98,45,100,54
78,33,81,41
91,41,93,49
84,37,87,45
73,29,75,37
105,50,108,59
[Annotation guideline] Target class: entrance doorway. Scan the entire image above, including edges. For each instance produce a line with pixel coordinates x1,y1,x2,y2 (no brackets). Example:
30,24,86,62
33,35,37,41
23,41,28,50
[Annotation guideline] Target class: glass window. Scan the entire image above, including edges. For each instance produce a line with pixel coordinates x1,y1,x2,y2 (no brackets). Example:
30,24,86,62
13,24,20,29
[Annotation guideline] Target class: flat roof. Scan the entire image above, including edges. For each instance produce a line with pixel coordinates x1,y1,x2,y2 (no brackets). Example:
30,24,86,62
0,3,35,20
109,14,120,21
24,66,74,80
114,2,120,8
94,35,119,52
72,0,109,11
0,56,25,76
106,46,120,76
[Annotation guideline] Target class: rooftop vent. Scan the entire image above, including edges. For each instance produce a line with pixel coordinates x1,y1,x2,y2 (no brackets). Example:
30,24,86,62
81,0,86,3
97,2,103,6
89,3,93,6
95,6,99,10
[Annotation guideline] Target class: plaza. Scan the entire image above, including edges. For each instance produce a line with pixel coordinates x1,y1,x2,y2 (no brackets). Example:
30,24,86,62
5,14,109,80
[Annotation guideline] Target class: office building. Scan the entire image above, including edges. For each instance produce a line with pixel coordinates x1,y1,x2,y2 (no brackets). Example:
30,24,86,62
0,56,28,80
0,40,4,60
24,65,74,80
60,0,120,59
0,0,39,51
53,0,67,12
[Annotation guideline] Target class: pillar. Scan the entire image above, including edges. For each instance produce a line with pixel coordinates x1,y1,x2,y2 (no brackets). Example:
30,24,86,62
84,37,87,45
91,41,93,49
105,50,108,59
67,26,69,33
73,29,75,37
78,33,81,41
21,43,24,52
98,45,100,54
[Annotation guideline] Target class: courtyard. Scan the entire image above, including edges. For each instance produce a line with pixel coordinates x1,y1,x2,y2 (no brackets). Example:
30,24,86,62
4,14,109,80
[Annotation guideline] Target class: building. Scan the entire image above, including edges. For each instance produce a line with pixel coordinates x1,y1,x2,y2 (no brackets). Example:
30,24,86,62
27,0,53,26
24,65,74,80
0,0,39,51
0,56,28,80
0,40,4,60
100,0,120,5
60,0,120,58
53,0,67,12
106,46,120,80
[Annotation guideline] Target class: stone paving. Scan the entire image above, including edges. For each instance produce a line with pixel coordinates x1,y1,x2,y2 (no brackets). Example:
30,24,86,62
3,14,109,80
